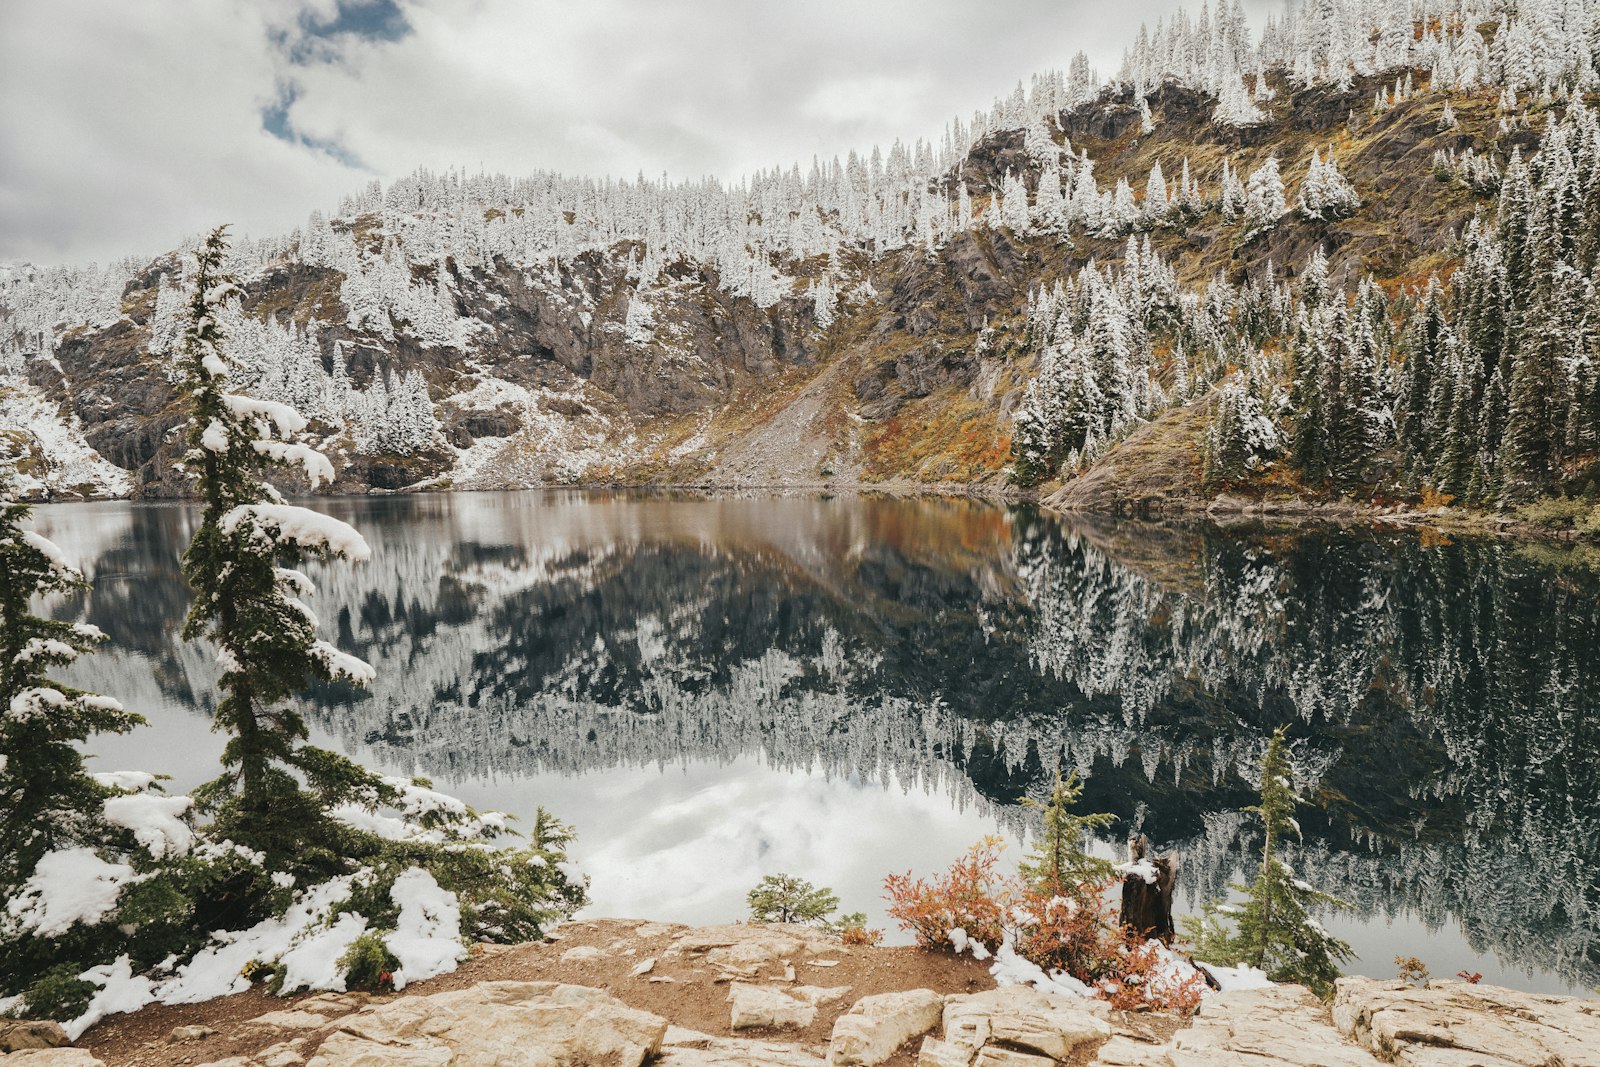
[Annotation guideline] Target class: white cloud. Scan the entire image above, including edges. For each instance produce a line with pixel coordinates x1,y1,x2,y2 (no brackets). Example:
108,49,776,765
1,0,1278,266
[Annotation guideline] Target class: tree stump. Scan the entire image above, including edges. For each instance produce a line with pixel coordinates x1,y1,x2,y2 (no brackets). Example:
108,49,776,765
1119,835,1177,943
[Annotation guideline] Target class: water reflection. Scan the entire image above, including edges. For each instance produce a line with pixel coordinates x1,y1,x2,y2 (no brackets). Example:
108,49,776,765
34,492,1600,993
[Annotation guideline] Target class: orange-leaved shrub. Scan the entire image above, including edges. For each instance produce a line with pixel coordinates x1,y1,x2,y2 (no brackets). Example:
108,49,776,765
882,836,1010,950
885,838,1203,1015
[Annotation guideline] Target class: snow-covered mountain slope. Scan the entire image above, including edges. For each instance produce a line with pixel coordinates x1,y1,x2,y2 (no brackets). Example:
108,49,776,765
4,0,1599,501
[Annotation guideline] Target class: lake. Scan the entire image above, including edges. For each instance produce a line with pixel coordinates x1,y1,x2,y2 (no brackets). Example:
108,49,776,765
32,491,1600,995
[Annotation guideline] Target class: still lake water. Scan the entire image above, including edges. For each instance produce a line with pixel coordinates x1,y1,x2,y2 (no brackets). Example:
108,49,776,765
31,491,1600,994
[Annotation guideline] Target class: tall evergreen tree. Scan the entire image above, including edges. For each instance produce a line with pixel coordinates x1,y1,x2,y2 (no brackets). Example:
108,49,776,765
1289,307,1334,485
1396,278,1451,480
176,227,383,874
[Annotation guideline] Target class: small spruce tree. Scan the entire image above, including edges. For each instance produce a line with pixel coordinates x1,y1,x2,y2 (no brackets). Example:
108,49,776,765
176,226,378,877
1188,727,1354,997
1017,771,1116,893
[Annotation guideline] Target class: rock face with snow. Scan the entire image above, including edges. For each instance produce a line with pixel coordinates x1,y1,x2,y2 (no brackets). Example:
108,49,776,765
1332,977,1600,1067
1,31,1529,502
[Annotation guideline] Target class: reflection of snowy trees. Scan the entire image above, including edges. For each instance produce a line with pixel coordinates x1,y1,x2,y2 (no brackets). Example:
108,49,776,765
41,497,1600,988
1014,519,1599,987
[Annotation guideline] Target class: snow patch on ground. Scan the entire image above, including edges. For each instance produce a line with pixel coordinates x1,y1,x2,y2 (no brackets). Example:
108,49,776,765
384,869,464,990
48,863,476,1036
1203,962,1276,991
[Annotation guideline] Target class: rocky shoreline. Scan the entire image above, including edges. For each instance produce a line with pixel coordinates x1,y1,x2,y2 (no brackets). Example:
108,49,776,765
4,919,1596,1067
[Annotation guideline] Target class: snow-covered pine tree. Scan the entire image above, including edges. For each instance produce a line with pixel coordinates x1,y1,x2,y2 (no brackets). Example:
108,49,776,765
1143,162,1170,227
1396,278,1452,481
1289,306,1335,485
1243,156,1286,234
1219,159,1247,221
0,471,190,1025
1203,372,1282,484
0,480,144,891
1295,149,1362,221
176,226,586,953
176,226,381,871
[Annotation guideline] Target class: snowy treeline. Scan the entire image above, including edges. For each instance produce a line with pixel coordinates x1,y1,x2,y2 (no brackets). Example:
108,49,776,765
149,285,438,457
3,1,1596,365
1011,240,1178,478
1389,104,1600,502
1016,98,1600,508
1010,234,1301,481
1121,0,1600,115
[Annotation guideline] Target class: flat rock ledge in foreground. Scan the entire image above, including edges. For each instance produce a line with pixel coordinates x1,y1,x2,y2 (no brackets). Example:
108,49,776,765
18,970,1600,1067
18,926,1600,1066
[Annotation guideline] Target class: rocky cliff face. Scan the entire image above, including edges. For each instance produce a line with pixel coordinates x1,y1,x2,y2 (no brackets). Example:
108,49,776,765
0,72,1512,500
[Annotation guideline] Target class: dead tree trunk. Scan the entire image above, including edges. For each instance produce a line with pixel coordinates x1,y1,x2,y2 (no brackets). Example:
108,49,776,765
1119,835,1177,943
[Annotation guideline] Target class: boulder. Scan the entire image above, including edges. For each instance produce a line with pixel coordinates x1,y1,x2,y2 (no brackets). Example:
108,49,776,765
1168,984,1384,1067
941,986,1110,1058
1332,977,1600,1067
658,1033,829,1065
0,1023,70,1052
672,925,838,980
169,1024,220,1042
728,983,851,1030
917,1037,976,1067
306,981,666,1067
256,1042,308,1067
247,1010,335,1030
3,1053,106,1066
972,1050,1054,1067
828,989,944,1065
1088,1035,1168,1066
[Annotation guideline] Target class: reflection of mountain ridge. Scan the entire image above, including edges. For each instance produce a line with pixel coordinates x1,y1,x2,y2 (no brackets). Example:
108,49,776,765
34,494,1600,989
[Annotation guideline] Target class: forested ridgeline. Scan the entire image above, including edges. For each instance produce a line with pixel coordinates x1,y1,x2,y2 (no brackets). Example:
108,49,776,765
4,1,1600,508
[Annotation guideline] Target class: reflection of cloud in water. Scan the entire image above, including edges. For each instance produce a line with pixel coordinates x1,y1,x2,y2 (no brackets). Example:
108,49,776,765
32,491,1600,994
499,759,1014,929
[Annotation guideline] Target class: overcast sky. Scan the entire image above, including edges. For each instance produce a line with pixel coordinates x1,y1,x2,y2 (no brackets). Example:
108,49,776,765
1,0,1271,266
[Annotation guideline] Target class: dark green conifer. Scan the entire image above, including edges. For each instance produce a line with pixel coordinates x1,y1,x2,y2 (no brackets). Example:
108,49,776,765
0,477,144,890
